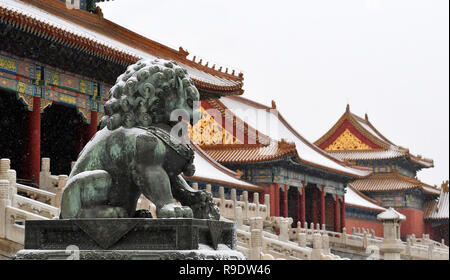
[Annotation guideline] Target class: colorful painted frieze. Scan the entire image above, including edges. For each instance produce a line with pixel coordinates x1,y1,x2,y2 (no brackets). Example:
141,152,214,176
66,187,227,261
1,51,110,116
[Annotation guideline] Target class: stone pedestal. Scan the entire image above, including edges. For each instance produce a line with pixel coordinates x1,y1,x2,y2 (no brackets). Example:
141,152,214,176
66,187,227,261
15,218,245,260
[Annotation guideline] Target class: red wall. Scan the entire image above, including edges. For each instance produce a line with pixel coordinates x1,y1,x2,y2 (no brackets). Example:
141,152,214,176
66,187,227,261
346,218,384,237
396,208,425,238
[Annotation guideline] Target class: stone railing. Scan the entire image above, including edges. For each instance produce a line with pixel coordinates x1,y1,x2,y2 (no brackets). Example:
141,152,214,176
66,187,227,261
0,159,54,250
406,234,448,250
234,217,345,260
3,205,48,244
193,183,271,223
281,221,449,260
1,157,448,261
39,158,60,193
12,195,59,219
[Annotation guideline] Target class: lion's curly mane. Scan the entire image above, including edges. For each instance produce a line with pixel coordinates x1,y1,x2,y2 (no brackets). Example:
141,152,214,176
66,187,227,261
100,58,199,130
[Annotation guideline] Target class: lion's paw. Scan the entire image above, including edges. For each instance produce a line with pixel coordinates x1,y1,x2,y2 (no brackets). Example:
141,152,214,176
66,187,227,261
158,203,193,218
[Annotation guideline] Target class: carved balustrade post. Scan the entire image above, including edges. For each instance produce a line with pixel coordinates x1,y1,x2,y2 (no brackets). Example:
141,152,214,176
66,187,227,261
254,192,260,218
298,229,307,248
322,233,330,254
55,175,68,209
0,159,10,181
235,206,243,227
40,158,51,191
219,187,225,215
231,189,237,220
264,194,270,220
250,228,263,260
311,232,323,260
242,191,249,221
0,179,11,239
205,184,212,194
279,218,289,242
7,170,17,203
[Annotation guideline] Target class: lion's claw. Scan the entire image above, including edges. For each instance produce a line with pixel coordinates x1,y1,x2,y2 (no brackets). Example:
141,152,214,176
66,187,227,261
157,203,193,218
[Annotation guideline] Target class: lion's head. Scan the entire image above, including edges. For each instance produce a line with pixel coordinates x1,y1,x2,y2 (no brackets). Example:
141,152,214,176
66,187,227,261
100,58,201,130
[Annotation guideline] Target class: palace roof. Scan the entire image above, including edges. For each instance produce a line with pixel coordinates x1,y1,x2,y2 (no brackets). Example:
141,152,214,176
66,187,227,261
345,185,386,212
424,181,449,221
377,208,406,221
185,143,264,192
0,0,243,96
314,105,434,169
201,96,372,178
348,172,440,196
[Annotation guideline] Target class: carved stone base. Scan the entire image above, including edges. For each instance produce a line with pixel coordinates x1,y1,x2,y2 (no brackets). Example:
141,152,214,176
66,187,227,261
15,246,245,260
15,218,245,260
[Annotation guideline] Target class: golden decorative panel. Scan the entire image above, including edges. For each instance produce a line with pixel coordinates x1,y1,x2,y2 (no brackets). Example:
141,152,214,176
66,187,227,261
40,98,53,112
17,92,34,111
0,55,17,73
325,129,372,151
77,107,91,124
190,107,241,145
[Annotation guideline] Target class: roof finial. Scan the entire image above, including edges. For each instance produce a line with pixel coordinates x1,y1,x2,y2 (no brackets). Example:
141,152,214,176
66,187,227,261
271,100,277,109
365,113,369,121
178,46,189,57
346,104,350,113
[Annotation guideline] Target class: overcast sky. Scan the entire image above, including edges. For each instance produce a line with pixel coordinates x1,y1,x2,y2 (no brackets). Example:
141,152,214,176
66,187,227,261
98,0,449,186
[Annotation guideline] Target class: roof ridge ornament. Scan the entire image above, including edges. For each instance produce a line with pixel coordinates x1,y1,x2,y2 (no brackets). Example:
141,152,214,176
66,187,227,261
346,104,350,113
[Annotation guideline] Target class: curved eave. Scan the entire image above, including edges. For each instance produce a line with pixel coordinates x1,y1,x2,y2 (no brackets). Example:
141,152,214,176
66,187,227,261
293,157,371,179
346,203,385,213
216,96,372,179
189,142,263,191
350,173,441,196
183,175,264,192
315,111,391,150
315,109,434,169
409,155,434,169
0,0,243,93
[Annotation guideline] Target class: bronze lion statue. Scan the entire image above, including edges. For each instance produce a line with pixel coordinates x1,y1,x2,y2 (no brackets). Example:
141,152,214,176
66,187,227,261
60,58,220,220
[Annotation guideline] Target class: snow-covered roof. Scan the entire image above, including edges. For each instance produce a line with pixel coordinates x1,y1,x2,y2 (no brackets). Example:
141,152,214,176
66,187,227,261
345,186,386,212
187,144,262,191
1,0,149,58
349,172,440,195
424,183,449,220
0,0,243,92
377,208,406,221
314,106,434,168
219,96,371,178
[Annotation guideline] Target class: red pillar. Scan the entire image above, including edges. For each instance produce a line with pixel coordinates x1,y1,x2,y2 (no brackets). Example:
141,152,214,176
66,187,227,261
300,183,306,225
283,185,288,218
334,196,341,232
87,111,98,141
340,196,346,233
274,184,280,217
271,185,276,217
29,96,41,186
311,188,318,224
320,186,326,226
